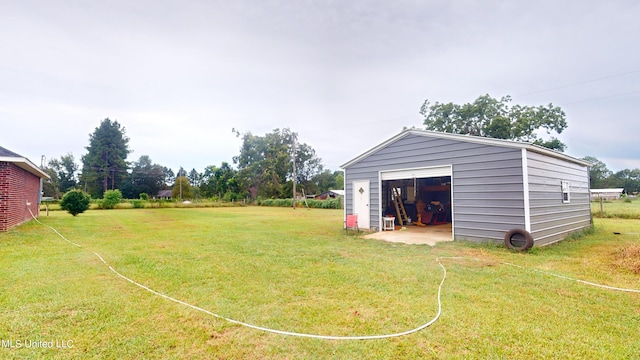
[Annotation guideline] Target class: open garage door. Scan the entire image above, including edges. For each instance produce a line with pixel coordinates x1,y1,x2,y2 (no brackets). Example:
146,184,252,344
379,166,453,241
381,165,452,180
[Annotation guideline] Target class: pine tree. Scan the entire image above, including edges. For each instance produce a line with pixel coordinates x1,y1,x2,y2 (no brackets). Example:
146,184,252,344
80,118,131,197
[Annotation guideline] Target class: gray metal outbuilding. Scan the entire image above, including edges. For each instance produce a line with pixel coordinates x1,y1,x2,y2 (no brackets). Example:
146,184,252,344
340,129,592,247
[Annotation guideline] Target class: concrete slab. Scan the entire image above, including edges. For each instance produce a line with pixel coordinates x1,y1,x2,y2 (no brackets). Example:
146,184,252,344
364,224,453,246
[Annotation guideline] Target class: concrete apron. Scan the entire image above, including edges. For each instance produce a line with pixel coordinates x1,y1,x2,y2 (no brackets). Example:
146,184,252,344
364,224,453,246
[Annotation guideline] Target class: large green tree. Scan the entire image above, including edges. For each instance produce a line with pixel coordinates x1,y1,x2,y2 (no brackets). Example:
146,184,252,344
188,168,201,187
293,143,324,195
172,176,192,200
199,162,240,199
42,167,60,199
609,169,640,194
582,156,613,189
233,128,322,199
121,155,166,198
162,167,175,186
80,118,131,197
420,94,568,151
312,169,344,194
42,153,79,198
48,153,78,193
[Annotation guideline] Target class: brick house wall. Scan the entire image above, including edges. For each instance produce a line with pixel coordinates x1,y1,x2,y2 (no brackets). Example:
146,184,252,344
0,161,41,232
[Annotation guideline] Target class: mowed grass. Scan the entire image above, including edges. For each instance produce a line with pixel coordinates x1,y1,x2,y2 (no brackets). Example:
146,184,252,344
1,207,639,359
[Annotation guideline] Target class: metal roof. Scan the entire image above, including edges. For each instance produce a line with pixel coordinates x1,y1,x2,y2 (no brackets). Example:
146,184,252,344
341,129,592,169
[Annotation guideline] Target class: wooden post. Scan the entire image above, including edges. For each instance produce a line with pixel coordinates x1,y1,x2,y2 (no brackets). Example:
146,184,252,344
600,196,604,214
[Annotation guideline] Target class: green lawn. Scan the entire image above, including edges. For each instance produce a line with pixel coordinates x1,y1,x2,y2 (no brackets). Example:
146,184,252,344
1,207,639,359
592,197,640,219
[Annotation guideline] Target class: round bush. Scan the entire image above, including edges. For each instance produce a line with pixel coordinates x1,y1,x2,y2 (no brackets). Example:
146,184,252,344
102,189,123,209
60,190,91,216
131,199,146,208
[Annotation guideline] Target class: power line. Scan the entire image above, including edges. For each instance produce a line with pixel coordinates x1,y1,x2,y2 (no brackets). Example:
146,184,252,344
515,68,640,97
563,89,640,105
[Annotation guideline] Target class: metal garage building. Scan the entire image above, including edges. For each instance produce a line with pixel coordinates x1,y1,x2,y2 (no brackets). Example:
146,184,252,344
341,129,592,247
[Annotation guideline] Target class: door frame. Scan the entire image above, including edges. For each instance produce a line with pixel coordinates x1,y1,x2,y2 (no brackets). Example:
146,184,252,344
352,180,370,230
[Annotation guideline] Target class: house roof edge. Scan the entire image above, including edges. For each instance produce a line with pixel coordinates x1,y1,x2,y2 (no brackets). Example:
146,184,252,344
0,156,50,179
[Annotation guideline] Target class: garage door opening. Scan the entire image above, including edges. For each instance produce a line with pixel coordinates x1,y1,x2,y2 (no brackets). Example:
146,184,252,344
382,176,451,226
377,167,453,243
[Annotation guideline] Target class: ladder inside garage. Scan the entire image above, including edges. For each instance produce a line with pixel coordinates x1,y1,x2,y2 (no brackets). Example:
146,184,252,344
391,187,409,226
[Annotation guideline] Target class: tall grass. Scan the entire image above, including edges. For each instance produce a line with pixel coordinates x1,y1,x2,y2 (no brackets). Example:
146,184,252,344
1,208,639,358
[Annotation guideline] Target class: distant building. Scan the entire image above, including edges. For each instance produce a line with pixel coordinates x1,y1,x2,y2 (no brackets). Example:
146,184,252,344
314,189,344,200
0,146,49,232
590,188,624,201
156,190,172,200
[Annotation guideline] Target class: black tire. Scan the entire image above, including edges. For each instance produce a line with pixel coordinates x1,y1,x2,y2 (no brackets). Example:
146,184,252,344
504,228,534,251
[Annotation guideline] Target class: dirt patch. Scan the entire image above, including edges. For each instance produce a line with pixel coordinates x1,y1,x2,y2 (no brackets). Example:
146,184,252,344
611,245,640,274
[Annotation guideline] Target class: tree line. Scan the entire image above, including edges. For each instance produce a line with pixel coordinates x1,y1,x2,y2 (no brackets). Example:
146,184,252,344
583,156,640,194
43,119,344,201
44,95,639,200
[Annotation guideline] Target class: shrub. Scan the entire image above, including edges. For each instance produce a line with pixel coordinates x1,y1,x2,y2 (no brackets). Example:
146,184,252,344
223,192,243,202
60,190,91,216
257,198,343,209
94,199,104,209
139,193,149,201
131,199,146,208
102,189,123,209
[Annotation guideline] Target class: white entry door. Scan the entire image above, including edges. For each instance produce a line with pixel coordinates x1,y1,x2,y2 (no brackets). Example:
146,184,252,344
352,180,370,230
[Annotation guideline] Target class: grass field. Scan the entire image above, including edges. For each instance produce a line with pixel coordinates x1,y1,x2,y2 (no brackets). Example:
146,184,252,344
1,207,639,359
592,197,640,219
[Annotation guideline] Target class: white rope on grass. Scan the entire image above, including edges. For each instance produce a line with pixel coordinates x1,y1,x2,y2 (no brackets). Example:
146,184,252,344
503,262,640,293
28,208,82,248
92,249,447,340
27,208,640,340
28,208,446,340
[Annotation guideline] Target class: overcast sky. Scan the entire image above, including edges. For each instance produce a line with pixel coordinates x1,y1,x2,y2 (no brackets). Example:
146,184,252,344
2,0,639,175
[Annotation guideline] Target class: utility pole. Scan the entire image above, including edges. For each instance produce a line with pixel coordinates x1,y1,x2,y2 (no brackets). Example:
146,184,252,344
103,151,108,194
179,166,183,201
292,133,297,210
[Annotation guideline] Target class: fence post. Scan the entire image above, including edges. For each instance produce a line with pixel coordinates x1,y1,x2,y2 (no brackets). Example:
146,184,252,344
600,196,603,214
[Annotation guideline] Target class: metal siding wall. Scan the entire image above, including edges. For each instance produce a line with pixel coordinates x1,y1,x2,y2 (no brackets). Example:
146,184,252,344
345,134,526,239
527,151,591,245
454,154,525,242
